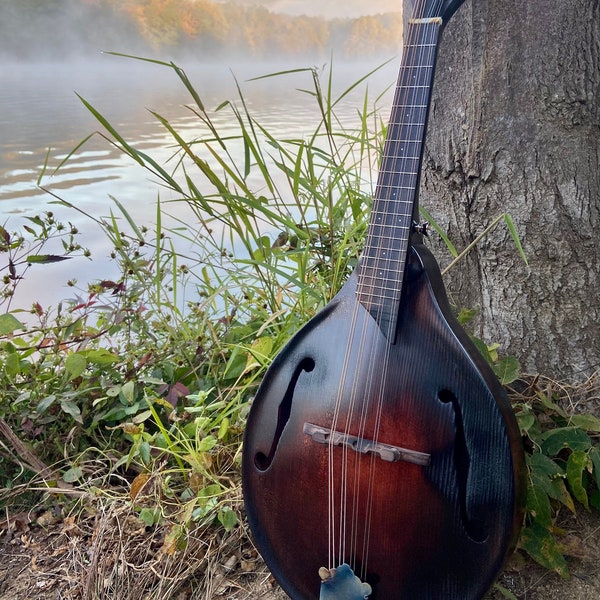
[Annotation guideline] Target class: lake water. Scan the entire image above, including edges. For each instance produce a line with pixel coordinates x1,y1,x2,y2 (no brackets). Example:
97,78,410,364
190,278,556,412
0,58,398,311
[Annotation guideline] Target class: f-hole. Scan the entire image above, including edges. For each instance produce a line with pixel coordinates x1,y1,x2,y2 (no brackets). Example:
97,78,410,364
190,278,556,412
438,389,487,543
254,357,315,471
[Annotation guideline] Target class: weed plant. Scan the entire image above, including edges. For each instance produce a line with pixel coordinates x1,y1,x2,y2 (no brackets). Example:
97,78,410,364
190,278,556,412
0,58,598,587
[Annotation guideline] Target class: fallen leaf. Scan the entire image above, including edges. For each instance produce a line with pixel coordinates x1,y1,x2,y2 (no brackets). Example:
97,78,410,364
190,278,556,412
130,472,151,501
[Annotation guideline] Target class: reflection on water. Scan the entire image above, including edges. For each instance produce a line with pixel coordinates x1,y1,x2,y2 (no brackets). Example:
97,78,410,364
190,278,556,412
0,58,397,310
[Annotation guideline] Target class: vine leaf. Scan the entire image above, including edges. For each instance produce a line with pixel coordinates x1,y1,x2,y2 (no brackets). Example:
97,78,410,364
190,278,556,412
0,313,25,334
566,451,590,509
520,522,569,579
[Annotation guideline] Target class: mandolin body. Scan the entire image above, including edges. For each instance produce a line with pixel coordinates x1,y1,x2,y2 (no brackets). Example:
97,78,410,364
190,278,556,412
242,243,524,599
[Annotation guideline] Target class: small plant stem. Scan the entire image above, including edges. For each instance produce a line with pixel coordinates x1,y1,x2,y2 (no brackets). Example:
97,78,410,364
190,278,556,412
441,213,504,276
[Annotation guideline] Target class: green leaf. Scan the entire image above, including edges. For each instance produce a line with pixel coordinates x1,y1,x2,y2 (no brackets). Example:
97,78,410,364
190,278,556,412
60,399,82,423
246,336,274,369
198,435,217,452
540,427,592,456
63,466,83,483
5,352,21,376
197,483,222,507
82,348,119,366
120,380,136,405
528,452,565,478
589,446,600,490
520,521,569,578
36,395,56,415
223,348,247,380
493,355,521,385
517,412,537,436
139,441,151,465
26,254,71,264
217,417,230,440
566,450,589,509
65,352,87,380
526,482,552,527
570,414,600,432
111,196,144,242
503,213,528,265
138,507,160,527
456,307,478,326
218,507,238,532
97,402,143,422
471,336,493,365
536,392,567,418
419,206,458,257
0,313,25,334
528,452,574,513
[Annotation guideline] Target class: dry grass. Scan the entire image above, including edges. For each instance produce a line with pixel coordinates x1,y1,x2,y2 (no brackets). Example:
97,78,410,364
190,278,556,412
508,370,600,415
1,371,599,599
0,484,284,600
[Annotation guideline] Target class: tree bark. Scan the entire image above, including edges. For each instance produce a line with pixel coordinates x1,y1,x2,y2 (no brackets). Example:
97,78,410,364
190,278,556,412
420,0,600,380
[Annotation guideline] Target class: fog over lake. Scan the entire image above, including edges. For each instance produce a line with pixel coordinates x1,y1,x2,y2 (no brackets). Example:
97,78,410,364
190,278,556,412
1,56,398,311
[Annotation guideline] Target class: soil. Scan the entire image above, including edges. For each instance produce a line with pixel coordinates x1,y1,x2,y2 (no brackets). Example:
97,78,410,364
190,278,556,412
1,500,599,600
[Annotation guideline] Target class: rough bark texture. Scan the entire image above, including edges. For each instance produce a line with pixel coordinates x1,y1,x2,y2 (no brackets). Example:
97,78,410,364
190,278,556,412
420,0,600,379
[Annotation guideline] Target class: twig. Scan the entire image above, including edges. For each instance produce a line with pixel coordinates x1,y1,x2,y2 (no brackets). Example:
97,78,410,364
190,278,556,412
0,418,55,480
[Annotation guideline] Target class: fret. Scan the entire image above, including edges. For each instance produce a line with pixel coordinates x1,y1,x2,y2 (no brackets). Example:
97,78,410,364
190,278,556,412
372,200,413,210
393,103,429,108
386,122,427,131
364,256,404,266
364,235,411,247
358,284,404,296
383,139,425,147
357,274,404,290
360,259,406,272
397,85,434,90
359,283,403,294
363,237,410,248
357,20,442,336
366,216,412,226
382,156,422,163
379,177,418,184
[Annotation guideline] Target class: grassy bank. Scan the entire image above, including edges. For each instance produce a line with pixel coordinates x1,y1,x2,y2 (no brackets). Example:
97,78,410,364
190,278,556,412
1,59,599,598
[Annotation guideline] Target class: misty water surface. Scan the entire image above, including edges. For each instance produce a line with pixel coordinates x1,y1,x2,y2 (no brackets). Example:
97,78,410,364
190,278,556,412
1,58,397,310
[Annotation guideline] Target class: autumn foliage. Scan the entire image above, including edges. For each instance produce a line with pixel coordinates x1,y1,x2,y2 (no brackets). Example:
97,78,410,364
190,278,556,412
0,0,403,60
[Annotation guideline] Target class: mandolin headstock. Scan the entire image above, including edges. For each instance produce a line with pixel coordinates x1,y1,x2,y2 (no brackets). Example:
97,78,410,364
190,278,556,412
407,0,465,25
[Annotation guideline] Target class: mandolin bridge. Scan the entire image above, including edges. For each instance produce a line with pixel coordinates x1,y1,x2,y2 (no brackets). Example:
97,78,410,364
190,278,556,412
303,423,430,466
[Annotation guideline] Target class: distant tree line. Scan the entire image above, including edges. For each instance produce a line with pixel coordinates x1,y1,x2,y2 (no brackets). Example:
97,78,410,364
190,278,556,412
0,0,402,61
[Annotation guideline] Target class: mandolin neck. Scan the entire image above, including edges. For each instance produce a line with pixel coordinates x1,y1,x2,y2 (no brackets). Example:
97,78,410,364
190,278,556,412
357,19,443,339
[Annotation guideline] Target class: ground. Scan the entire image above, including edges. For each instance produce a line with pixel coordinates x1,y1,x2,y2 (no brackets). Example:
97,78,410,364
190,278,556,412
1,498,598,600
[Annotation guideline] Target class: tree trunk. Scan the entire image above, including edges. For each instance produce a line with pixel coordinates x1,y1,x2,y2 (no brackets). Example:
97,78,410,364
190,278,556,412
420,0,600,380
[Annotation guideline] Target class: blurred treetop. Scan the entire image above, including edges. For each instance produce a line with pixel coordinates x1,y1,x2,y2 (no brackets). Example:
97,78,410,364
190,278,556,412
0,0,402,61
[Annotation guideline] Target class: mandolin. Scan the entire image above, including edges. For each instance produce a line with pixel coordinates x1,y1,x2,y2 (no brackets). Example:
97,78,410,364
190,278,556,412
242,1,525,598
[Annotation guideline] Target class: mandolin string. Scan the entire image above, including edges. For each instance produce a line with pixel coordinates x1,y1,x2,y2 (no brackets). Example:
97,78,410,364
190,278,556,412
352,9,419,572
350,0,428,577
328,0,443,578
357,0,443,580
352,1,426,579
358,6,422,576
346,309,380,567
327,294,368,568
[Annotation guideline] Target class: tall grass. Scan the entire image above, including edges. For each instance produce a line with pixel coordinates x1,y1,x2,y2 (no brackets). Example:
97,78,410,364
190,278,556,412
1,57,392,528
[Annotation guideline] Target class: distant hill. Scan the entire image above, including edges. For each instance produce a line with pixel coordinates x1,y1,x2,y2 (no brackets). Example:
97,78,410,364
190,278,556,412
220,0,401,18
0,0,402,62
